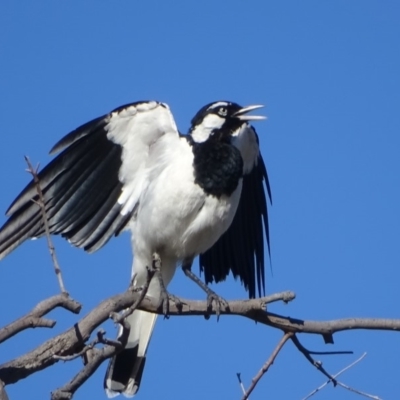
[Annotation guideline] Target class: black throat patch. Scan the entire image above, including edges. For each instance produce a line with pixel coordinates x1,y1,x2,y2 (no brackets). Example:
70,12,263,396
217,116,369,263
189,136,243,198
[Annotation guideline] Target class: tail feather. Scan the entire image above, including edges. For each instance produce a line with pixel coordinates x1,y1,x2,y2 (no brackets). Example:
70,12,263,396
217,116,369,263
104,310,157,397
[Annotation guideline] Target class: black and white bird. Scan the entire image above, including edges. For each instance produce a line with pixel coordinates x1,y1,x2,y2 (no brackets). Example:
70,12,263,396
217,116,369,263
0,100,271,397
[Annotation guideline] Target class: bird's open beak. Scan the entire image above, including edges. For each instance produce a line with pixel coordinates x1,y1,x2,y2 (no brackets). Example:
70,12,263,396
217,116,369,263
233,105,266,121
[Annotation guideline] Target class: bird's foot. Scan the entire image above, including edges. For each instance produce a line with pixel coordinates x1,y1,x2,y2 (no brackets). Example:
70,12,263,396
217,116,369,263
157,287,170,317
157,290,183,318
151,253,182,317
167,293,183,310
181,263,228,319
205,288,229,319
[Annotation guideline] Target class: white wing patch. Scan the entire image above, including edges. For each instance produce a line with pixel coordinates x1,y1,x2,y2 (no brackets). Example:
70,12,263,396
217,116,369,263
105,102,179,216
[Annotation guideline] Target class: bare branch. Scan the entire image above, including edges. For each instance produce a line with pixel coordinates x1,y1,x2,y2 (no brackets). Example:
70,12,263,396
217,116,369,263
2,289,400,387
141,295,400,339
0,294,81,344
291,334,337,383
241,332,293,400
302,353,367,400
0,293,130,386
335,380,382,400
0,287,399,398
0,291,293,387
24,156,67,294
236,373,247,397
51,329,128,400
242,311,400,339
50,266,155,399
302,352,382,400
51,346,116,400
259,291,296,306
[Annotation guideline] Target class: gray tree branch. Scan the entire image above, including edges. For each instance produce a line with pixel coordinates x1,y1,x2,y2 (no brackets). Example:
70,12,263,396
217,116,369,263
0,286,399,398
24,157,67,294
0,294,81,344
241,331,293,400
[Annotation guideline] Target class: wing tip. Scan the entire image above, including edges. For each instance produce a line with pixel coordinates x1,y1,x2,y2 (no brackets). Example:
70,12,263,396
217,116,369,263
49,114,108,155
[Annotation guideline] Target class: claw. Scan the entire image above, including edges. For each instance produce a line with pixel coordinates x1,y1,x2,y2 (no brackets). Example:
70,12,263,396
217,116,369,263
181,262,228,320
151,253,182,318
168,293,183,310
157,291,182,318
205,289,229,320
157,289,169,317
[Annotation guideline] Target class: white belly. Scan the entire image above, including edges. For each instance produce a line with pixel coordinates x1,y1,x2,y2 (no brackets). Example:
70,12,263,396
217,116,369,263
132,139,242,262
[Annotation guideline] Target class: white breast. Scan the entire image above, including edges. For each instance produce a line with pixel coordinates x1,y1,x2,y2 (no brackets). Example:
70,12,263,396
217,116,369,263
180,183,242,256
132,136,242,261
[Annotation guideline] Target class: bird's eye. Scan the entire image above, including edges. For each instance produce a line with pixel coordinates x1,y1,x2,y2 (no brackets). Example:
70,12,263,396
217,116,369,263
218,107,228,117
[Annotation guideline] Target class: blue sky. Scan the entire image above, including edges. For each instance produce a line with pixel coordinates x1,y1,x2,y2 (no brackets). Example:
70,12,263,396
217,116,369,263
1,1,400,399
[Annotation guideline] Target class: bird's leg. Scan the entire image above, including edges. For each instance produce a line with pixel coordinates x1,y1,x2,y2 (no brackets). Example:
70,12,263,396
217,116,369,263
152,253,182,317
182,259,229,317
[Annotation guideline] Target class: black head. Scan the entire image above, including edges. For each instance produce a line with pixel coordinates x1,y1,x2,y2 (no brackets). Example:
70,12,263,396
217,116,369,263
189,101,265,143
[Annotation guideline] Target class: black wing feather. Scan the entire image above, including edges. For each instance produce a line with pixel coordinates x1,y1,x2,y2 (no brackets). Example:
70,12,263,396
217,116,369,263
0,114,130,259
199,154,271,298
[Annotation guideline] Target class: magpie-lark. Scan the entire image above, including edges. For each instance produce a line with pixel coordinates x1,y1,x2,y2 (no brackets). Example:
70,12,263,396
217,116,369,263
0,100,272,397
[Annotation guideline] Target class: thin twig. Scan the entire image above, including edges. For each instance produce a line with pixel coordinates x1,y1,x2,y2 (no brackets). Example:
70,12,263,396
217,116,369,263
53,328,124,363
302,353,367,400
336,380,382,399
25,156,67,294
113,264,156,323
241,332,293,400
291,334,338,383
96,330,124,348
290,336,353,356
236,373,247,397
53,342,96,362
302,352,381,400
53,347,93,362
302,349,353,355
51,346,115,400
294,337,381,399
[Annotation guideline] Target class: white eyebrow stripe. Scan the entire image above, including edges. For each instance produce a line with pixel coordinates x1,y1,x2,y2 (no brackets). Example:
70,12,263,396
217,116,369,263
207,101,229,111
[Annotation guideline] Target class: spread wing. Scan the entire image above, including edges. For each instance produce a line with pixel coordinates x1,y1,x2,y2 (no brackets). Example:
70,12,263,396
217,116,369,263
0,101,179,259
199,129,272,299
